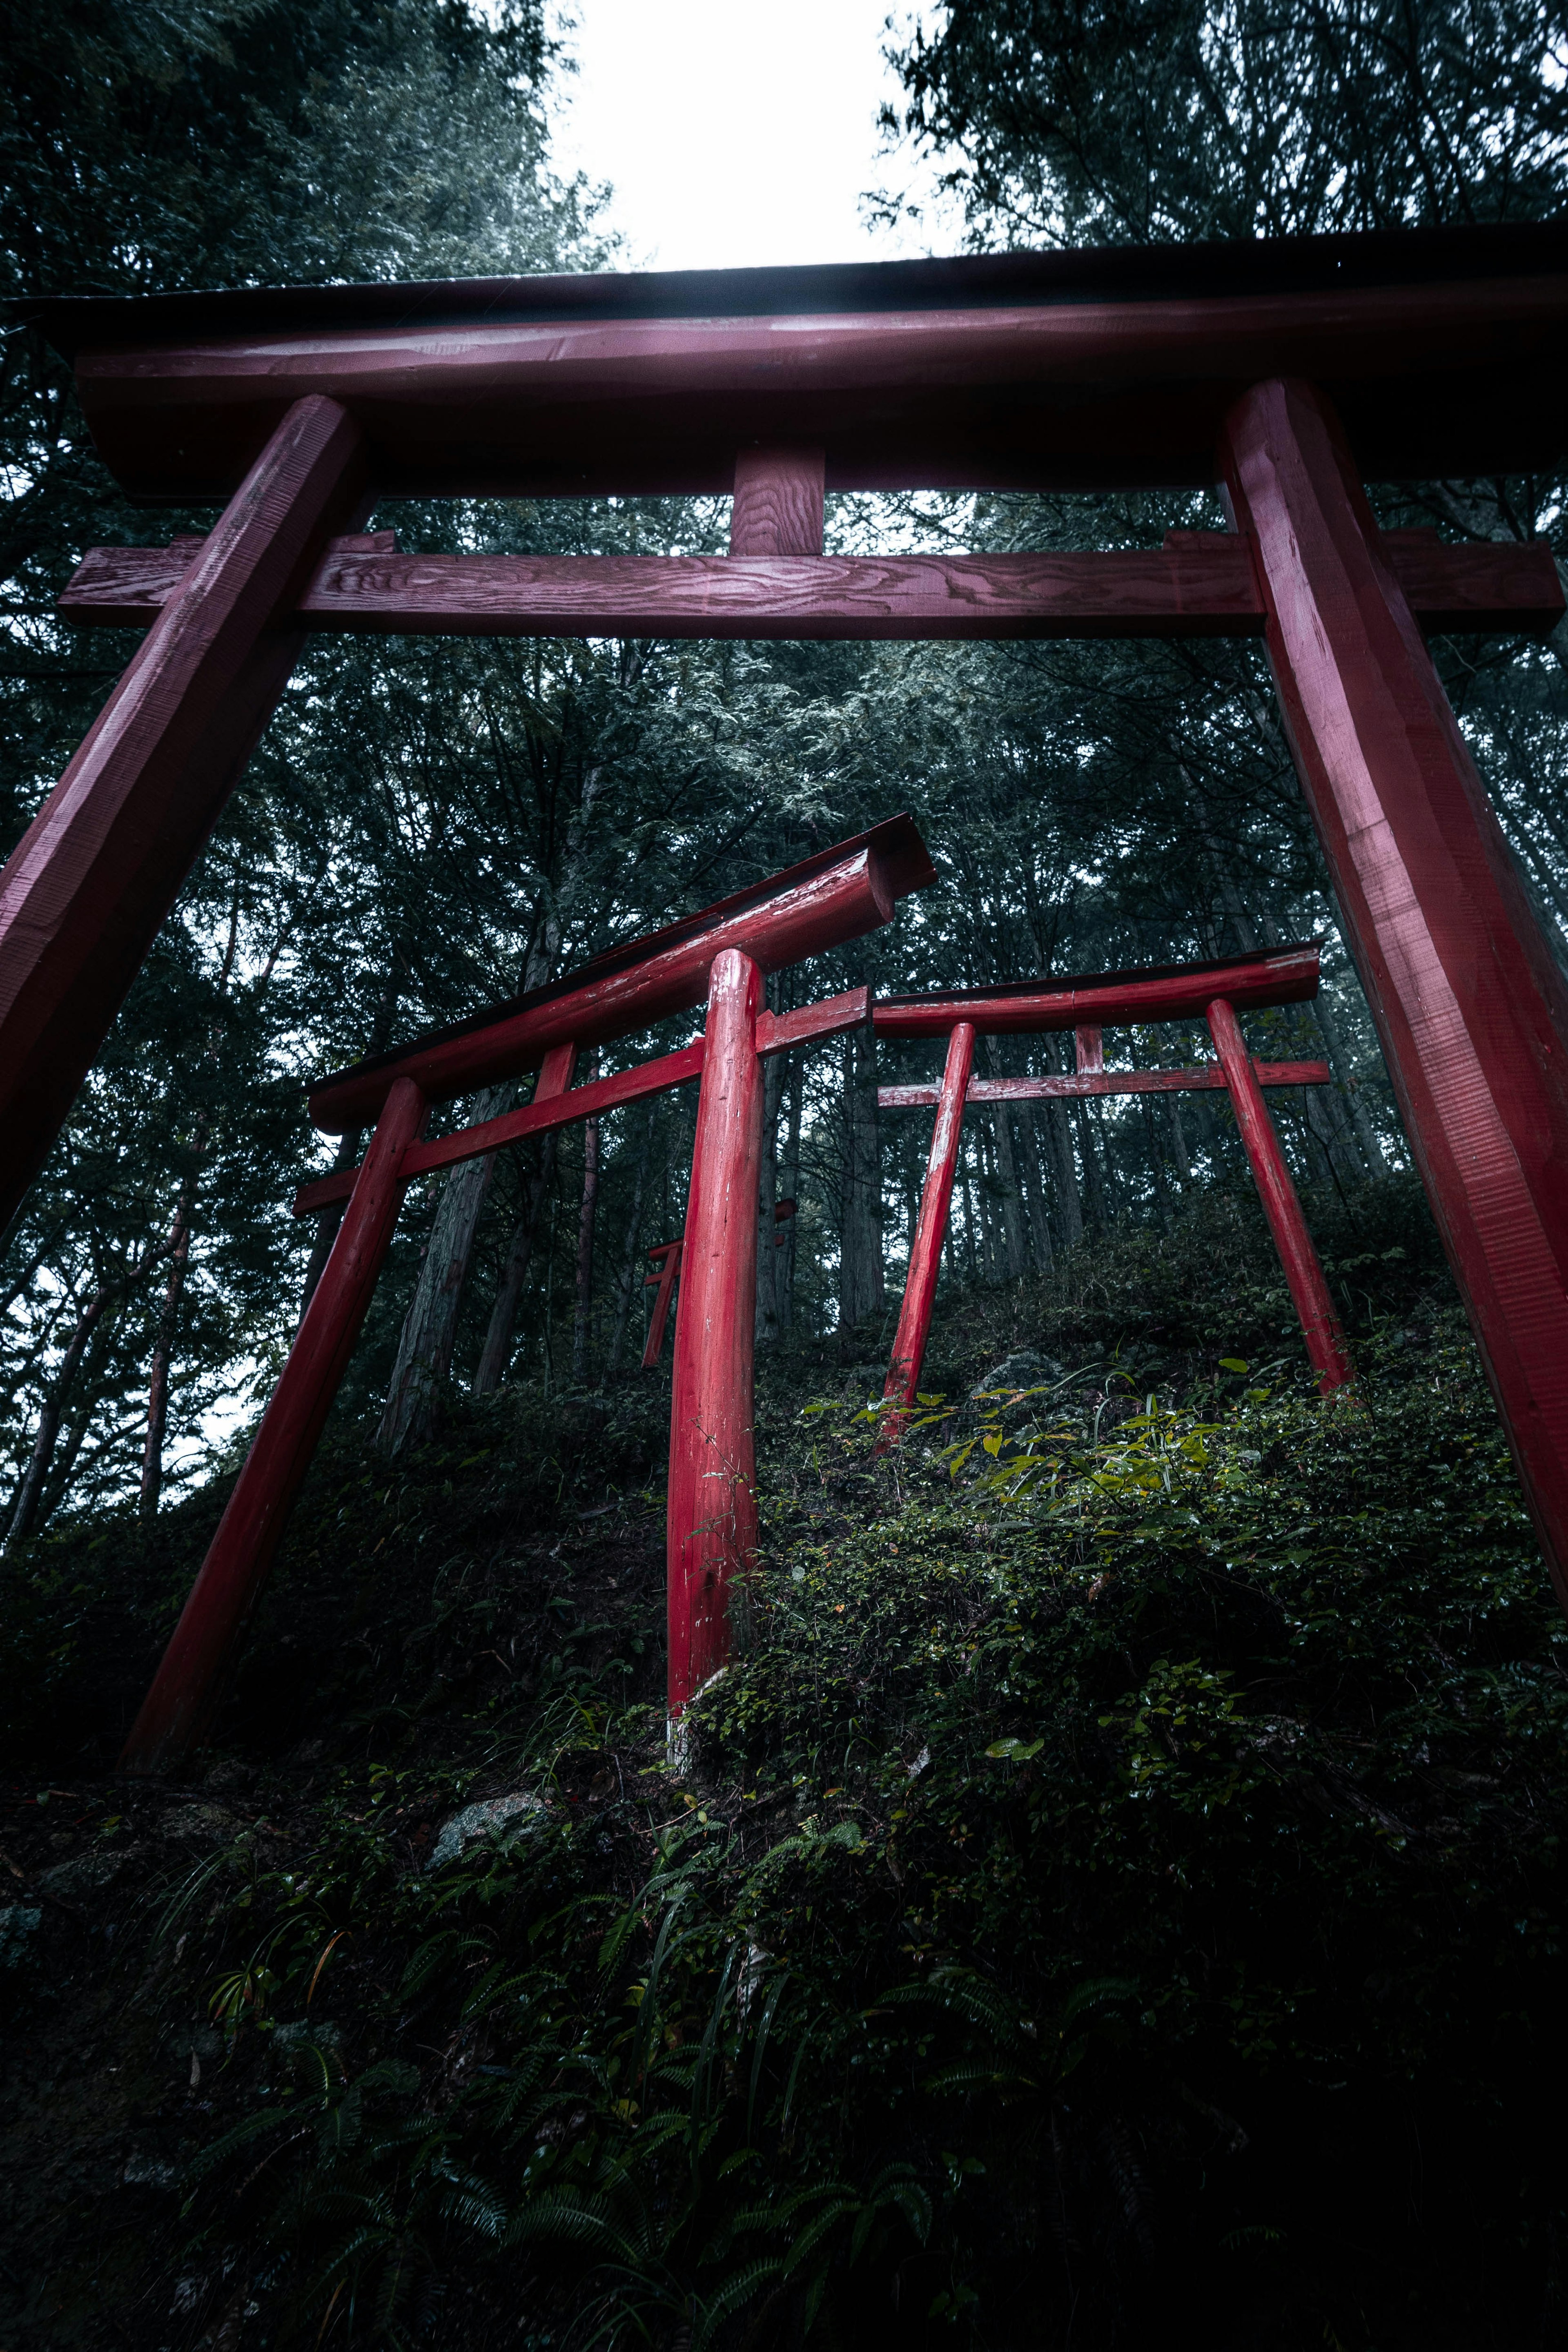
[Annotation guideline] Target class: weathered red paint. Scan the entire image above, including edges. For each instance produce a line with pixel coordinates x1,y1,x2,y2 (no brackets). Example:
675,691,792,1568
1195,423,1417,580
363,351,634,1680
878,1060,1330,1107
667,950,764,1721
873,943,1321,1041
309,828,927,1129
642,1240,683,1370
292,1039,706,1218
0,394,367,1234
118,1077,426,1775
882,1021,976,1439
62,530,1561,643
1206,997,1354,1395
1224,377,1568,1598
294,988,872,1218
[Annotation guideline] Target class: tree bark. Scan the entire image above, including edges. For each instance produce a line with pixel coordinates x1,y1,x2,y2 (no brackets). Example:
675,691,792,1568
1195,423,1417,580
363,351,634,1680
471,1134,557,1395
139,1186,194,1519
982,1039,1029,1277
775,1062,802,1331
378,1083,511,1453
7,1286,115,1552
839,1020,884,1331
756,1052,787,1345
572,1112,601,1383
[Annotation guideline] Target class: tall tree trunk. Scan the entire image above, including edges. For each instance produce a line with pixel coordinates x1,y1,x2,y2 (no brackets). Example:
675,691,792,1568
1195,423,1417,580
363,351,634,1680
608,1105,658,1371
960,1146,981,1281
1141,1099,1175,1232
6,1287,113,1552
839,1021,884,1332
982,1040,1028,1277
1167,1095,1194,1182
140,1186,194,1520
775,1063,802,1331
1310,992,1384,1178
755,1051,787,1345
471,1134,557,1395
572,1113,601,1383
379,1083,511,1453
1074,1102,1107,1226
1033,1097,1083,1251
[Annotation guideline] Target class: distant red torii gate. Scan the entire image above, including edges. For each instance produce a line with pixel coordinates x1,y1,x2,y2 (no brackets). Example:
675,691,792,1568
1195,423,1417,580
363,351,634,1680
10,224,1568,1614
118,820,934,1773
875,944,1353,1422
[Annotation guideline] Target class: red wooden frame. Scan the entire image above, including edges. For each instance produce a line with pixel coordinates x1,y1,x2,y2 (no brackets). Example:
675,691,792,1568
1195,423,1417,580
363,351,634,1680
118,827,933,1772
8,220,1568,1628
877,945,1352,1425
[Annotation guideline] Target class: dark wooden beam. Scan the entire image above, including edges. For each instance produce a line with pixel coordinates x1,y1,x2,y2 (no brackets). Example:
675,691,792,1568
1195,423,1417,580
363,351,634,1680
873,943,1323,1040
38,230,1568,499
58,531,1564,641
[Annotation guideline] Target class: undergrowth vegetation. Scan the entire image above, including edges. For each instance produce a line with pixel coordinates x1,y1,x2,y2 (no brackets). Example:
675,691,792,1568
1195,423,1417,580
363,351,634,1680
3,1183,1567,2350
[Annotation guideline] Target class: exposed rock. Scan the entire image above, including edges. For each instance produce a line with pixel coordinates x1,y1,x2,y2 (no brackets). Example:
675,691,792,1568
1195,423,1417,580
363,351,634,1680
160,1802,239,1845
430,1793,546,1870
37,1845,142,1901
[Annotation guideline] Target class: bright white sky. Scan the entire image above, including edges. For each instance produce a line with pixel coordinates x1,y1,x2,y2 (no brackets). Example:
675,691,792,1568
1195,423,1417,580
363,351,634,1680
548,0,961,272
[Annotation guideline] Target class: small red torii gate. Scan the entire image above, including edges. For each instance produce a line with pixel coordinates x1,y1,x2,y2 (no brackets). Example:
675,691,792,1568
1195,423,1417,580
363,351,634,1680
875,944,1352,1422
10,224,1568,1616
117,819,934,1773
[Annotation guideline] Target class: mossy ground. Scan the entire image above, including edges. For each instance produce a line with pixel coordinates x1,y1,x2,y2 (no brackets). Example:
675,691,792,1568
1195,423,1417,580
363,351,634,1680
3,1178,1566,2350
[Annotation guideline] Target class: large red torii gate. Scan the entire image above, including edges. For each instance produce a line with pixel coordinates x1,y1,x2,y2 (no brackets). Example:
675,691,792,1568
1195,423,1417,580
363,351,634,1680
118,821,934,1771
10,222,1568,1613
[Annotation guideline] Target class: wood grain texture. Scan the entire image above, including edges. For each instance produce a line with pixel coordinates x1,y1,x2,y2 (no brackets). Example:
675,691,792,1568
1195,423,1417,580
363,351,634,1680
874,945,1321,1040
58,534,1564,641
63,268,1568,501
754,985,868,1056
120,1077,427,1773
0,396,368,1234
881,1021,976,1435
1225,377,1568,1598
730,446,825,555
1207,999,1354,1393
667,950,764,1722
878,1061,1331,1106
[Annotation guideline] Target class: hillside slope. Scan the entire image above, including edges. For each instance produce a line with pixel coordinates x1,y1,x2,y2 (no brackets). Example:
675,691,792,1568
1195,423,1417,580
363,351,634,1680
2,1182,1566,2351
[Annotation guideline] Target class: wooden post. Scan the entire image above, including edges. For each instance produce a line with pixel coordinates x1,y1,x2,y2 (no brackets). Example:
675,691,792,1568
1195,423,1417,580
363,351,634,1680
1225,378,1568,1590
667,949,764,1728
641,1240,683,1369
118,1077,425,1775
1207,997,1353,1395
881,1021,976,1433
0,396,367,1233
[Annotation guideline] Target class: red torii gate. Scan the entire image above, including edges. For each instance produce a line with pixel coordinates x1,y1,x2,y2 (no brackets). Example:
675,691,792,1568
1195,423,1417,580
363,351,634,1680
117,820,934,1772
875,944,1353,1421
9,223,1568,1613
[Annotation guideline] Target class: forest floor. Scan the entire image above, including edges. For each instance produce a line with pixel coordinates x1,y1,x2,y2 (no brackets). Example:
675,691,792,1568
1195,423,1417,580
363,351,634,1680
2,1179,1567,2352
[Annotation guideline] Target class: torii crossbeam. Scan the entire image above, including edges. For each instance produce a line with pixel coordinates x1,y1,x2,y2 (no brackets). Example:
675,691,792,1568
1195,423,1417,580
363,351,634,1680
876,945,1353,1421
118,819,934,1772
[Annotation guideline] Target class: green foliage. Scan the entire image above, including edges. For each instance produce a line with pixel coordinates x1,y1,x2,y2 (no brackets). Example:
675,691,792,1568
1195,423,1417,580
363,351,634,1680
22,1257,1546,2347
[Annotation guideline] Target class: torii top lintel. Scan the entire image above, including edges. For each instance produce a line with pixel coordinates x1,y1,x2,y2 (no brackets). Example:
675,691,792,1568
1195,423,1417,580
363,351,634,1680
873,942,1321,1040
24,222,1568,503
308,813,935,1133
